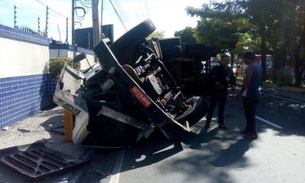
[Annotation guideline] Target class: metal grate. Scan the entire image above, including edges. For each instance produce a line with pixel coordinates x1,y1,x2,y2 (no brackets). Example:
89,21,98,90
0,143,87,179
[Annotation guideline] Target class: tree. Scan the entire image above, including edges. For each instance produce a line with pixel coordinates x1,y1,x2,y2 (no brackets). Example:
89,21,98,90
147,31,165,39
286,0,305,86
185,0,305,85
186,1,252,52
186,1,252,60
174,26,197,44
239,0,287,75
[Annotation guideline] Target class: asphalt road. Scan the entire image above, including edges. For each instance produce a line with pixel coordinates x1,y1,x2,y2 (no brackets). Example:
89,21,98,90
102,92,305,183
1,90,304,183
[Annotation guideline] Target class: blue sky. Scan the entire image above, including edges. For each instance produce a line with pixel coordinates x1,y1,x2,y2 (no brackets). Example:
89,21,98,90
0,0,209,43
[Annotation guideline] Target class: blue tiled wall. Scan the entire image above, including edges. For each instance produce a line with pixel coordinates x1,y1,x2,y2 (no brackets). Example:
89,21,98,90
0,74,56,129
49,43,95,55
0,24,50,46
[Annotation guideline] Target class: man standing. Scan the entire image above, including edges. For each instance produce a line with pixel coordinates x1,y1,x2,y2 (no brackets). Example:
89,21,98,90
205,54,236,129
235,51,262,139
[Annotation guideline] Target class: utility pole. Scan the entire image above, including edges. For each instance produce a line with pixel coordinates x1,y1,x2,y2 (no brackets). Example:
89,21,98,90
100,0,103,38
45,6,49,37
65,18,69,44
72,0,75,46
92,0,100,47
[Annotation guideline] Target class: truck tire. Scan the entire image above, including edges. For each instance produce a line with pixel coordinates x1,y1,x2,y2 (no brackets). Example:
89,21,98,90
110,19,156,59
175,96,208,126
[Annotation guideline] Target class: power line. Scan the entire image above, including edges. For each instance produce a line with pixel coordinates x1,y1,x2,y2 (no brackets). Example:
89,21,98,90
77,0,91,19
78,0,91,8
109,0,128,31
112,0,130,28
138,0,146,19
35,0,70,19
131,0,141,21
144,0,149,18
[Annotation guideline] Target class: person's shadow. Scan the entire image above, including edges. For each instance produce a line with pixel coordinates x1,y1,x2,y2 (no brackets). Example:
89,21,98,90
178,123,254,168
183,126,221,149
210,138,254,167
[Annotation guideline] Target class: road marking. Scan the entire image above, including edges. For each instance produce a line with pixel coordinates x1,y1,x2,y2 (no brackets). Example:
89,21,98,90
255,116,283,129
109,150,125,183
263,93,305,105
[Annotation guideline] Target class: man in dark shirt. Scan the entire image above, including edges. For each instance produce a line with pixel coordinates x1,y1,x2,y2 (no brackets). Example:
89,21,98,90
205,54,236,129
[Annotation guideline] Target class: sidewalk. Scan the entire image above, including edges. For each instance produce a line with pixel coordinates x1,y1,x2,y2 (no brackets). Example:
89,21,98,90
0,106,117,183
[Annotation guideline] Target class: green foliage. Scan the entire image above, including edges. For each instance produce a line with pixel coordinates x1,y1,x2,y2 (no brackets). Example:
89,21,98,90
186,1,251,53
48,58,80,79
147,31,165,39
174,27,197,44
274,70,293,87
184,0,305,85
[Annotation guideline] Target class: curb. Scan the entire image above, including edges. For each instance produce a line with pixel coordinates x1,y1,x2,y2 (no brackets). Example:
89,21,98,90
261,87,305,103
261,83,305,93
237,81,305,103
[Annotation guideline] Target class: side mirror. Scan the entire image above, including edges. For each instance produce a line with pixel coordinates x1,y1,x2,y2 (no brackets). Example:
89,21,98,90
73,52,86,63
73,52,93,72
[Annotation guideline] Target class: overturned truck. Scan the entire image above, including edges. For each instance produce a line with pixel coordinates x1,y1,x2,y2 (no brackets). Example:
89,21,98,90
53,19,209,148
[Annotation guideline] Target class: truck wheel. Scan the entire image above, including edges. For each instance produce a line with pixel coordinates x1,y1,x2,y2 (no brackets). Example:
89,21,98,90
175,96,208,126
110,19,156,59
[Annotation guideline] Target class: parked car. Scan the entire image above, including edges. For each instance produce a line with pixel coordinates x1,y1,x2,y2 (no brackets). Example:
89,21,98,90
53,19,208,148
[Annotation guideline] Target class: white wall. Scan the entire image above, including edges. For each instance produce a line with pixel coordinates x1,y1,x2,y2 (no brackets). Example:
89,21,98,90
0,37,49,78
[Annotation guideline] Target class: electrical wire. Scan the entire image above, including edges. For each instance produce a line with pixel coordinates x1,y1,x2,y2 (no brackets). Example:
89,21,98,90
77,0,92,18
131,0,141,21
35,0,70,19
108,0,150,31
138,0,146,19
74,6,86,21
78,0,91,8
109,0,128,31
112,0,131,28
144,0,149,18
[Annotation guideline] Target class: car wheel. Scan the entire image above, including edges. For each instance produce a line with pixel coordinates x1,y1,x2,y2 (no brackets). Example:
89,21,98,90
110,19,156,60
